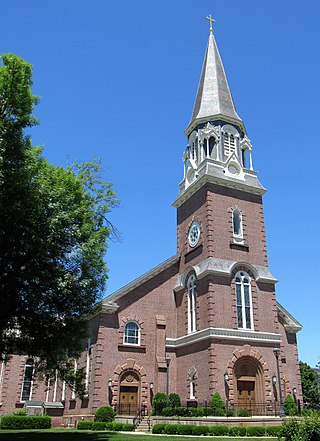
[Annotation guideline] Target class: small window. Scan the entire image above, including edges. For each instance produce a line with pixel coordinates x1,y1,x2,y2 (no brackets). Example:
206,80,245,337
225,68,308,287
124,322,140,345
21,358,34,402
235,272,253,330
190,374,196,399
232,210,243,241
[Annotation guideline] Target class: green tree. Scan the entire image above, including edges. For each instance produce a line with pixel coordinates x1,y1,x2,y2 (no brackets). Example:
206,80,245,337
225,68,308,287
210,391,226,416
283,394,298,416
300,361,320,406
152,392,167,415
0,54,118,391
168,393,181,408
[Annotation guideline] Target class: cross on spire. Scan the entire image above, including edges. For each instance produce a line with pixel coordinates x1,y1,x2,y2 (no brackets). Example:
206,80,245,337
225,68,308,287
206,14,215,35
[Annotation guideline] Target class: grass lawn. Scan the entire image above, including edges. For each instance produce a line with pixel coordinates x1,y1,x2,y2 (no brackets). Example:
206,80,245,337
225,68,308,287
0,430,280,441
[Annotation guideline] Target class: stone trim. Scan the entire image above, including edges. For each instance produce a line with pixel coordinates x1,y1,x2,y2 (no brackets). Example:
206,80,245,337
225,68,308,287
166,327,281,349
226,345,272,404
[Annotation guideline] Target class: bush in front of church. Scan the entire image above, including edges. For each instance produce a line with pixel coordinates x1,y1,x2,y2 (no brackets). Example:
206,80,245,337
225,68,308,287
284,394,298,416
0,415,51,430
210,391,226,416
168,393,181,408
152,392,167,415
94,406,116,422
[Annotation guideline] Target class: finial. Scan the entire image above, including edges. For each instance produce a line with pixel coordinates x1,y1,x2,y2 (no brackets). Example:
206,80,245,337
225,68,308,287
206,14,215,35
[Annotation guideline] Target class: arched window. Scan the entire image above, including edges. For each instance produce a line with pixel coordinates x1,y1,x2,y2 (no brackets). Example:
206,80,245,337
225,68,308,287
21,358,34,402
235,272,253,330
232,209,243,241
124,321,140,345
187,275,197,333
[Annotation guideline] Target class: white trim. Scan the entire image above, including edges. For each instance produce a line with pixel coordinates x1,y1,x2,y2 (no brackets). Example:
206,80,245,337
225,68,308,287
71,360,77,400
46,377,50,402
0,359,5,402
53,370,58,402
20,358,34,403
166,327,282,348
187,275,197,333
236,271,254,330
85,338,91,393
123,321,141,346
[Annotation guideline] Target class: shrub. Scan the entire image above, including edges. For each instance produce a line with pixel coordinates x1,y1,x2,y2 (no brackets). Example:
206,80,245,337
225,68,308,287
94,406,115,422
189,407,205,417
284,394,299,416
246,426,266,436
113,423,124,431
209,425,229,436
192,425,209,436
77,420,94,430
169,393,181,408
229,426,247,436
237,408,251,417
121,423,134,431
281,419,303,441
152,392,167,415
13,409,28,416
210,392,226,416
105,422,114,431
226,409,236,417
164,424,178,434
162,407,175,417
265,426,283,437
304,414,320,441
0,415,51,430
92,421,107,431
176,425,194,435
152,423,166,434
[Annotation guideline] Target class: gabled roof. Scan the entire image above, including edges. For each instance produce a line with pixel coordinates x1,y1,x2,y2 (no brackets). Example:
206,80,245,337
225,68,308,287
186,32,242,135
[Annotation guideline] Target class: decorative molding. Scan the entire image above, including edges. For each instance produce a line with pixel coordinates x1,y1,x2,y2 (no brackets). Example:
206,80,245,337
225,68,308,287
166,327,282,349
277,302,302,333
173,257,277,291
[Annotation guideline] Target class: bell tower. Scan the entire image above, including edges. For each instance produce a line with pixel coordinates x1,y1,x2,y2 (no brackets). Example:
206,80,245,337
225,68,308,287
174,17,269,273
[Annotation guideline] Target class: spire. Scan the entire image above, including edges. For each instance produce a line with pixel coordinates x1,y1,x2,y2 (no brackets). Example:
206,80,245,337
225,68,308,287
186,22,242,135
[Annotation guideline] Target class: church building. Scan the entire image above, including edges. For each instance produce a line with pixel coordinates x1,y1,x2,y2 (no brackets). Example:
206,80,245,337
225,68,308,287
0,20,302,425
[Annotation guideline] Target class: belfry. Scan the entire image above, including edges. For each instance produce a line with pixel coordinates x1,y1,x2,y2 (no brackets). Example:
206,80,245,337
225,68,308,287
0,18,302,425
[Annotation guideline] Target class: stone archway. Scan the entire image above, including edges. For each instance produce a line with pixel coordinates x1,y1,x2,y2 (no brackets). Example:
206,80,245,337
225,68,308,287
112,358,148,414
226,345,272,407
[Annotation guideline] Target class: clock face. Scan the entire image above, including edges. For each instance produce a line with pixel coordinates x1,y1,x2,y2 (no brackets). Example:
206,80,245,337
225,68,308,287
188,221,201,247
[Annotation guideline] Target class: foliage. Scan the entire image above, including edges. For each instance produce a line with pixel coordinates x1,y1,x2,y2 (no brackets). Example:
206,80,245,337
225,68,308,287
13,409,28,416
164,424,178,434
0,415,51,430
229,426,247,436
237,408,251,417
94,406,115,422
161,406,204,417
152,424,166,434
77,420,94,430
176,425,194,435
300,362,320,406
284,394,299,416
246,426,266,436
208,426,229,436
152,392,167,415
210,391,226,416
168,393,181,408
191,425,209,436
265,426,284,436
0,53,118,395
281,419,303,441
304,413,320,441
92,422,106,431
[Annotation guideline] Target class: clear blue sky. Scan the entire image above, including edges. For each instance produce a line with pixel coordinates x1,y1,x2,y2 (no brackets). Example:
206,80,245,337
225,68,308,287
1,0,319,367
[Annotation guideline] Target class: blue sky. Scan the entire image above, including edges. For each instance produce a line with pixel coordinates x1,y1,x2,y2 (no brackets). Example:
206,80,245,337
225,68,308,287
1,0,319,367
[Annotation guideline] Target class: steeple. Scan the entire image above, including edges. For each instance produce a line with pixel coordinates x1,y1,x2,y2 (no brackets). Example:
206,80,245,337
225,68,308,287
174,18,266,207
186,19,242,136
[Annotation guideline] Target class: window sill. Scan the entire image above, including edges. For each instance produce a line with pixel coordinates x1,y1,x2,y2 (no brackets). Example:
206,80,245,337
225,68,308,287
118,344,146,353
230,241,249,251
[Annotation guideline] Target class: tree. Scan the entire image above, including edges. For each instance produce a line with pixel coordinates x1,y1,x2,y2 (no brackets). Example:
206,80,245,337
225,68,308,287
300,361,320,406
0,54,118,391
210,391,226,416
283,394,298,416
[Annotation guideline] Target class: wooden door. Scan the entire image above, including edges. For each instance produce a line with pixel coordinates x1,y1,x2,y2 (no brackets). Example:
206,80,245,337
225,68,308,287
119,386,138,415
237,380,255,408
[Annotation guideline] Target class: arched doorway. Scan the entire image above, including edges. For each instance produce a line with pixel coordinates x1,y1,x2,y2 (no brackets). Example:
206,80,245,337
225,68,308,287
118,370,140,415
234,357,265,410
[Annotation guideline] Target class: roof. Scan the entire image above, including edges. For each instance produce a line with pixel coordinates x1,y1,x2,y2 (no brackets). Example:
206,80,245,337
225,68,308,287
186,32,242,135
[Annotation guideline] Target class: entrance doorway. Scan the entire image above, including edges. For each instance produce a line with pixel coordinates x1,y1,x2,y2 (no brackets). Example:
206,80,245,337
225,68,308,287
237,380,255,407
118,371,140,415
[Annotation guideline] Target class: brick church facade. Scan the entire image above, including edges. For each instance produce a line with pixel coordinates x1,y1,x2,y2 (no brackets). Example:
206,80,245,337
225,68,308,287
0,23,302,425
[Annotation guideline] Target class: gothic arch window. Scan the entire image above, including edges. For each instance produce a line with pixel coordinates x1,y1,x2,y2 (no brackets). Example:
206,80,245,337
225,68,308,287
235,272,253,330
222,125,239,159
124,321,140,345
187,274,197,333
21,358,34,402
242,148,250,168
232,209,243,242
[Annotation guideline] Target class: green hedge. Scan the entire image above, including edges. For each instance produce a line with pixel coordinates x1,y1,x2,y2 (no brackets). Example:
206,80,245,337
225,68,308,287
77,420,94,430
0,415,51,430
77,421,134,432
152,423,285,437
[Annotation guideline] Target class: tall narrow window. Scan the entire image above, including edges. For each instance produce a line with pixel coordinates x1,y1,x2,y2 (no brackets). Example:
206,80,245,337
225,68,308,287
0,359,5,402
124,321,140,345
21,358,34,402
223,132,236,157
232,210,243,242
235,272,253,330
187,275,197,333
190,374,196,399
